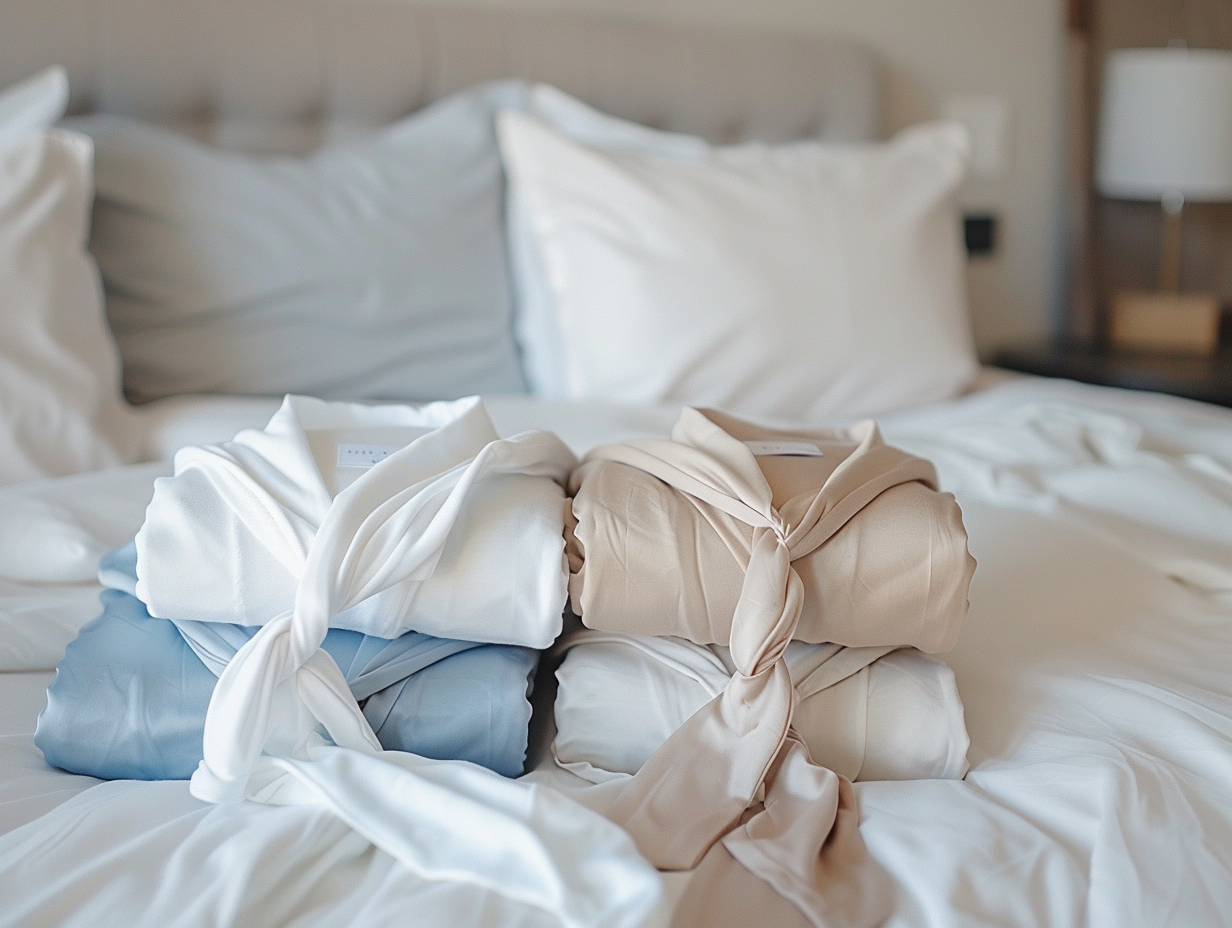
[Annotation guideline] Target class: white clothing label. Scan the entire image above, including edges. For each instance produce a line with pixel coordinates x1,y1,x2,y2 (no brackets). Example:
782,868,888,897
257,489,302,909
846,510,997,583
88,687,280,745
743,440,823,457
336,444,405,468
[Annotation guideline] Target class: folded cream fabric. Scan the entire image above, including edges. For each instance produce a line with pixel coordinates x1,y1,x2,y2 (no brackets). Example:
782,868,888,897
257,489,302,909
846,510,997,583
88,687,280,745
553,633,970,785
565,408,975,928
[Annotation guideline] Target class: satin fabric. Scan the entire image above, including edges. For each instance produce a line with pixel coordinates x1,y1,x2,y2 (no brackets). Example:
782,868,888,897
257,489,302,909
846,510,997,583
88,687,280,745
567,408,975,927
37,544,539,780
552,633,970,785
569,420,971,652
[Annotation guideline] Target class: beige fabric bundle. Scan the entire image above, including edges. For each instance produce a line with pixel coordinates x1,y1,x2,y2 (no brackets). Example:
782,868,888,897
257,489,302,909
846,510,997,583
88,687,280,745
565,408,975,928
568,417,972,652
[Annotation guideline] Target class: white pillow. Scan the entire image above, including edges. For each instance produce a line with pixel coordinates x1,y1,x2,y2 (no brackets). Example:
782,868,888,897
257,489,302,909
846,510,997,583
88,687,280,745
0,68,136,485
509,86,709,397
500,103,978,420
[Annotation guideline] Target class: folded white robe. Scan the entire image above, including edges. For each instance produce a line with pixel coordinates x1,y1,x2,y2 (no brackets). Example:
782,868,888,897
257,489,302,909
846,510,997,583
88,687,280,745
553,633,970,785
137,395,571,647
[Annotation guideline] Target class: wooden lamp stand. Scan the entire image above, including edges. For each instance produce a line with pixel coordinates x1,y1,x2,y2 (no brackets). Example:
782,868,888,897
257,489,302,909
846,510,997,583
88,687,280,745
1109,195,1221,355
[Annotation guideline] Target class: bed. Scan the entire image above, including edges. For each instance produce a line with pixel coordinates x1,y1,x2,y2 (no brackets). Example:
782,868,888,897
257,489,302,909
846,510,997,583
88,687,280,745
1,3,1231,927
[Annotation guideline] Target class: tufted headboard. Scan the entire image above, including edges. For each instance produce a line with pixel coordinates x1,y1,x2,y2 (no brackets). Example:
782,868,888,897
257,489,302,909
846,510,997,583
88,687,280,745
0,0,882,154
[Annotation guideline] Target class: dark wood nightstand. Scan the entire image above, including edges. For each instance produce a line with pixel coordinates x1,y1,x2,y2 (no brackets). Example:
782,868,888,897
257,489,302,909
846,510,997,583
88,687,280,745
994,343,1232,409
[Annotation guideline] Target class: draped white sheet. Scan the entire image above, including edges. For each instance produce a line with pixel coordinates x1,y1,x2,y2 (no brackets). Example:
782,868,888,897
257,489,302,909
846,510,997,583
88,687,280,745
0,461,168,671
2,383,1232,927
0,772,665,928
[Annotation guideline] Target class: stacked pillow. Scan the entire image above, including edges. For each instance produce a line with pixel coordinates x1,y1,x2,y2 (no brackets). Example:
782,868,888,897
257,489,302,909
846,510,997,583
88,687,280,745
0,69,976,489
69,78,976,422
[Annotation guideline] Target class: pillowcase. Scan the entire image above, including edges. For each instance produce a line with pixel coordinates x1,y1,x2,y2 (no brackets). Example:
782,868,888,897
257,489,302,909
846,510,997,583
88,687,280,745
71,81,533,404
0,68,137,485
500,101,979,420
508,86,709,397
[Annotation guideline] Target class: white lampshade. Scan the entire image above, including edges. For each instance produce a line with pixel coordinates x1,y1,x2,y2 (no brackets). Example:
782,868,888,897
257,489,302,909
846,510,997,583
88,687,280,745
1097,48,1232,203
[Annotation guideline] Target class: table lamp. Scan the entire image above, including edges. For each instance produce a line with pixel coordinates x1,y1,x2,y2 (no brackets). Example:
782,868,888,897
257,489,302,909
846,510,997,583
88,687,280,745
1096,47,1232,354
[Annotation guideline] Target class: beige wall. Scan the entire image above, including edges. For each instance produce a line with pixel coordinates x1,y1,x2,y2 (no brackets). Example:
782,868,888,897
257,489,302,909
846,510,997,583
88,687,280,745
381,0,1068,356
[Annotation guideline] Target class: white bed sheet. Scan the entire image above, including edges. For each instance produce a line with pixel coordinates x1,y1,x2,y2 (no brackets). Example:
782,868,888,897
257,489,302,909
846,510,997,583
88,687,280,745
0,672,99,839
0,377,1229,926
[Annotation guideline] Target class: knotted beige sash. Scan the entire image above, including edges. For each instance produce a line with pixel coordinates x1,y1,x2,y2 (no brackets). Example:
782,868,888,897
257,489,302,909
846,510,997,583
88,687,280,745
567,409,975,927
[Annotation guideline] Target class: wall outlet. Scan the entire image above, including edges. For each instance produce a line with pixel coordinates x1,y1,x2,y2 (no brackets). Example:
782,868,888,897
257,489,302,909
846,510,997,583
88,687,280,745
964,213,998,257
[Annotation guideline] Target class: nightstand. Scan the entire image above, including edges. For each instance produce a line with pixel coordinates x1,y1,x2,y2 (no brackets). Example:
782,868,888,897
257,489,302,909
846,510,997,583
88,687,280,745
994,343,1232,409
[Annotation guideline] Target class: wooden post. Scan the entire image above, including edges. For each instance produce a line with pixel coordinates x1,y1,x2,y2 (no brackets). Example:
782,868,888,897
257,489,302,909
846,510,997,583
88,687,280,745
1158,197,1184,293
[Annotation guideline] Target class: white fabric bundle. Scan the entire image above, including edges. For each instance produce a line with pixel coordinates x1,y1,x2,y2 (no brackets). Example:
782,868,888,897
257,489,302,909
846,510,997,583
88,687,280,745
554,632,969,784
134,393,576,801
137,395,571,648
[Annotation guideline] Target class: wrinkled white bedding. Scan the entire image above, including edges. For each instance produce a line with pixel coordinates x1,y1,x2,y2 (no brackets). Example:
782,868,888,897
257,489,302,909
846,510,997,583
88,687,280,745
1,377,1231,927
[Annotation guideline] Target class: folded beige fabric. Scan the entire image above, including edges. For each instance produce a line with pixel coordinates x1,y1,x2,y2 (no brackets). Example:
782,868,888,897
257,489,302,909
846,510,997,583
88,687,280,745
566,408,975,928
569,414,971,652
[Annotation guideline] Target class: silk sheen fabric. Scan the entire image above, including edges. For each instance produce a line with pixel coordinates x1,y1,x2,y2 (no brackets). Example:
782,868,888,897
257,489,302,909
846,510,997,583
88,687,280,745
567,408,974,927
133,394,573,799
553,633,970,785
37,544,540,780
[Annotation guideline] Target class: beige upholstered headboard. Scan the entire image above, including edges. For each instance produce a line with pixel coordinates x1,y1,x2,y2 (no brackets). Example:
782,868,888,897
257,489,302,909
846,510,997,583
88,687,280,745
0,0,881,154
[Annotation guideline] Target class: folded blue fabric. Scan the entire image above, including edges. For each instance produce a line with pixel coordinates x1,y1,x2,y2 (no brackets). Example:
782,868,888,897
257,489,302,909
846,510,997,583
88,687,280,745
36,544,539,780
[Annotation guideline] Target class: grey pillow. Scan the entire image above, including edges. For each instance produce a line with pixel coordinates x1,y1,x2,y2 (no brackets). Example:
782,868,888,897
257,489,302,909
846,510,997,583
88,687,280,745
71,82,531,403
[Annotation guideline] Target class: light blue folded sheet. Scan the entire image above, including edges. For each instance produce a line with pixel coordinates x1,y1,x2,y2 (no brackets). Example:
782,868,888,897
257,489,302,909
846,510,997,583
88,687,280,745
35,543,539,780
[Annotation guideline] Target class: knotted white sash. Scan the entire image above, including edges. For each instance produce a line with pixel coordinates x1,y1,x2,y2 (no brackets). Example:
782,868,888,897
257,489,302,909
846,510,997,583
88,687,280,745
575,408,955,927
176,398,573,802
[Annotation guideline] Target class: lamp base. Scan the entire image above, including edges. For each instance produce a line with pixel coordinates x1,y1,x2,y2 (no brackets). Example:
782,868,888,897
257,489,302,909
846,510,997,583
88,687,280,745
1109,291,1222,355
